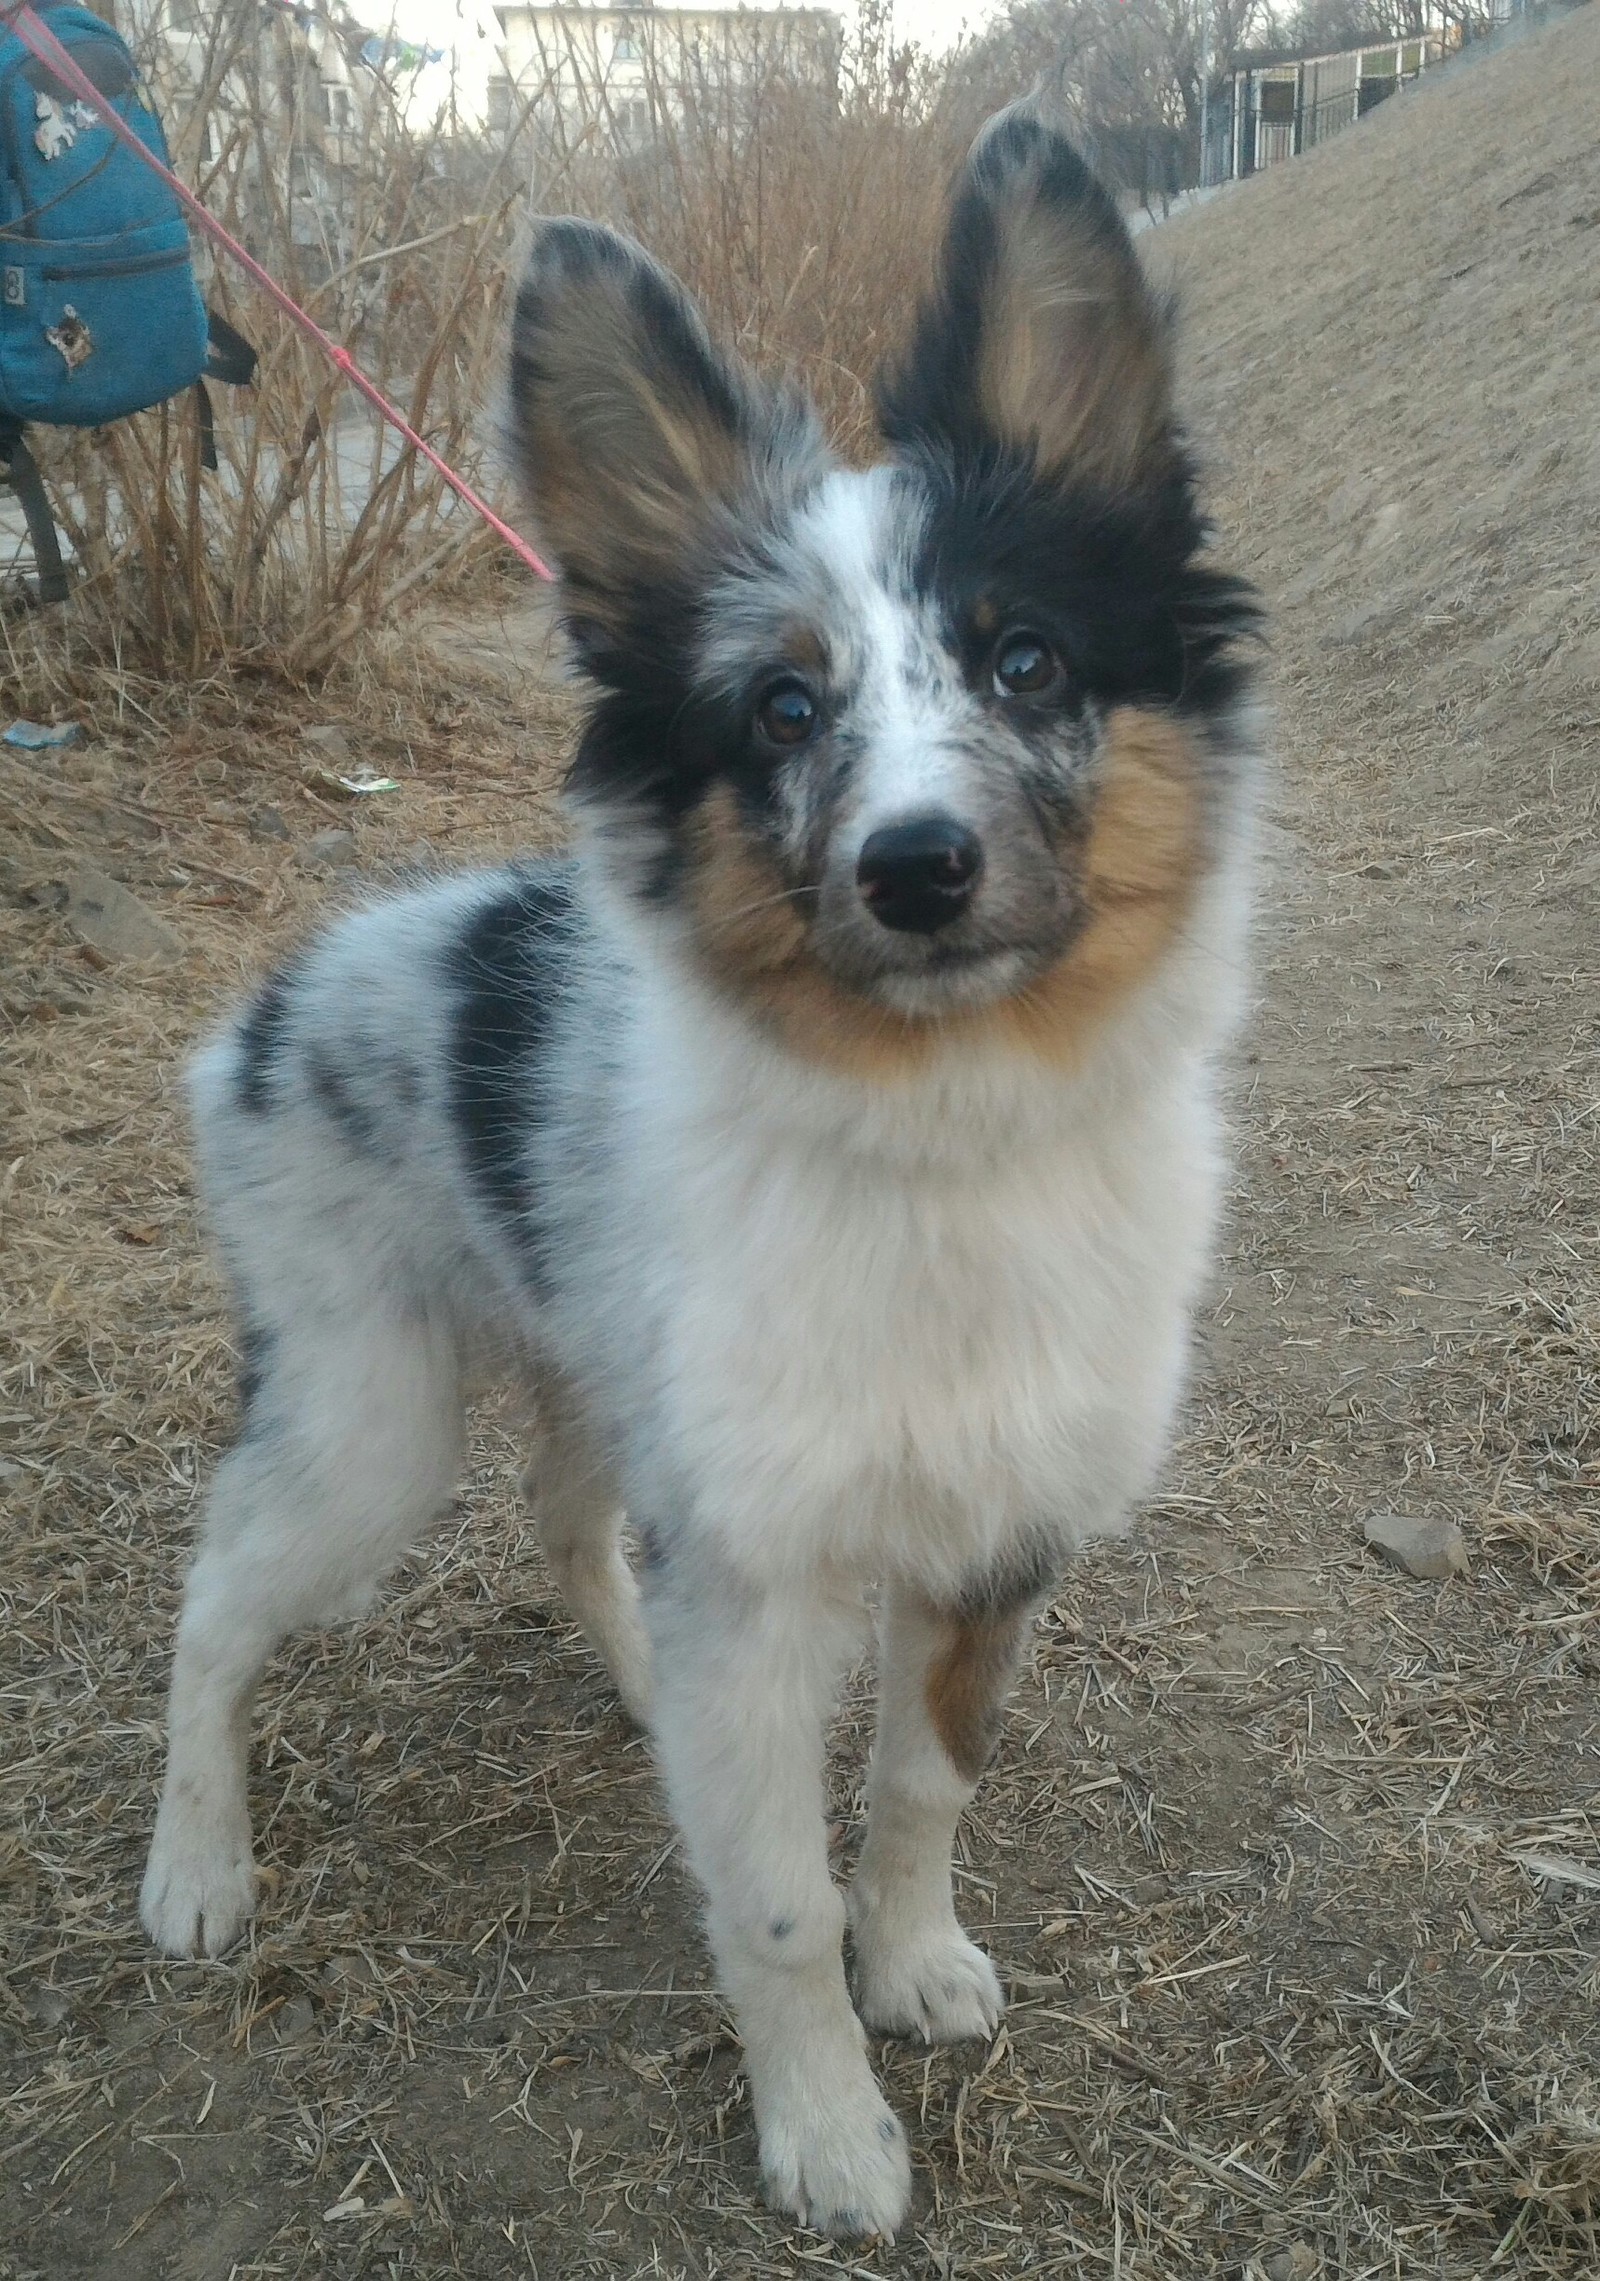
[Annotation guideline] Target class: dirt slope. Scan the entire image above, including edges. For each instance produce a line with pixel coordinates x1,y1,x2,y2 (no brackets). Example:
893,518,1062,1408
3,12,1599,2279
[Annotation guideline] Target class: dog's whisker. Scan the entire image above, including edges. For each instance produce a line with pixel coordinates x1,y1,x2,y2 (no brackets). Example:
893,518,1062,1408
696,882,823,936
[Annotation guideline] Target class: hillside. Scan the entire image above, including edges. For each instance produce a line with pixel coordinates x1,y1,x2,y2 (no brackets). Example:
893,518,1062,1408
3,12,1598,2278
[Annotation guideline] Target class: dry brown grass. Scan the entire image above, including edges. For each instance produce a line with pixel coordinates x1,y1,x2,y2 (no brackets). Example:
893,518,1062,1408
6,6,540,681
536,4,976,462
4,1,976,697
4,9,1600,2279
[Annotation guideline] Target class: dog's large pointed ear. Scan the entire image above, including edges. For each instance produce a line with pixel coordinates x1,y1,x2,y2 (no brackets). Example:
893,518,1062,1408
877,108,1174,490
509,221,818,624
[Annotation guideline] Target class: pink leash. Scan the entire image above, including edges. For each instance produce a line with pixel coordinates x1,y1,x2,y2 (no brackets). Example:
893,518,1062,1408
2,0,554,582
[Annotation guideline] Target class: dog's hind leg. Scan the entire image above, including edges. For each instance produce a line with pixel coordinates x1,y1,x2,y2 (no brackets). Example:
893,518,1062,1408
521,1379,651,1725
140,1302,464,1958
848,1581,1033,2042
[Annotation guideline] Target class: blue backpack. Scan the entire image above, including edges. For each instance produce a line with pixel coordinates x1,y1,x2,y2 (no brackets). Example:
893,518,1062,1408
0,3,254,599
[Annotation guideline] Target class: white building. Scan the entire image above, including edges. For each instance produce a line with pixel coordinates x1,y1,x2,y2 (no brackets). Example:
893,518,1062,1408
488,3,841,146
131,0,381,257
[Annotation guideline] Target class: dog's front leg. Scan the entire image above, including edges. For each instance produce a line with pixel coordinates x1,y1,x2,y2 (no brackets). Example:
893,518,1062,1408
849,1580,1033,2042
648,1555,911,2240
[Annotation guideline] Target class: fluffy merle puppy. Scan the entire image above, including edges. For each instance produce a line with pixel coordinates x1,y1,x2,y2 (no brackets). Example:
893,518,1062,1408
141,110,1260,2238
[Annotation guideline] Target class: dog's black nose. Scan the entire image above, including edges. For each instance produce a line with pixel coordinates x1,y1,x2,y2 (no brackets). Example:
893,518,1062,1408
857,815,983,933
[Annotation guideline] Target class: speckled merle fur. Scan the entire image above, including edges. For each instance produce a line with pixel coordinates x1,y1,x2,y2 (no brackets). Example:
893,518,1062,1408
142,109,1264,2244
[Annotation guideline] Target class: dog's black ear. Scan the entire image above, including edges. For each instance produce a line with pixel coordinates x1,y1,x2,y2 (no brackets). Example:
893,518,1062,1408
877,108,1174,490
509,222,819,620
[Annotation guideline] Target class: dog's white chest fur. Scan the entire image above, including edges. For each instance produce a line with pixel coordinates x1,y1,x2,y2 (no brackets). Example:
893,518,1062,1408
597,969,1224,1592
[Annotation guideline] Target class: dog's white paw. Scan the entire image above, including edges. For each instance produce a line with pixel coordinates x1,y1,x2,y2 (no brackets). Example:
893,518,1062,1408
140,1817,257,1958
759,2076,912,2240
854,1920,1004,2043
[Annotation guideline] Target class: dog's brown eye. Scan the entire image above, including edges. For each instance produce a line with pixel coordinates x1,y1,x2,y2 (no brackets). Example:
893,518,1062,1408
993,633,1059,699
756,681,819,748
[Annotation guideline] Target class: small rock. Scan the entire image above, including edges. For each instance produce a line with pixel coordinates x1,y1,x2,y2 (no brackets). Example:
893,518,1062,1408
275,1996,317,2042
62,865,182,964
1463,1890,1500,1945
1128,1873,1171,1906
24,1984,73,2028
1260,2249,1319,2281
300,724,354,766
322,1951,377,1989
249,805,291,842
300,828,357,871
1363,1512,1469,1581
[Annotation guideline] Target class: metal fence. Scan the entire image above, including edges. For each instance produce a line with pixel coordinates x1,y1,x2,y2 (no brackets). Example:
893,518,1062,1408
1207,71,1428,184
1200,38,1433,189
1192,0,1588,195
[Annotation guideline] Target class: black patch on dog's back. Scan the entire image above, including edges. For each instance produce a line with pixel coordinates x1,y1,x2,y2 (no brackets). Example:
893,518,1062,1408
234,960,303,1115
236,1316,275,1428
446,866,578,1287
306,1045,383,1158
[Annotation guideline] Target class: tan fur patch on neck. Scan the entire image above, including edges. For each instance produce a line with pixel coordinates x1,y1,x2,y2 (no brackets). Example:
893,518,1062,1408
681,707,1204,1080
